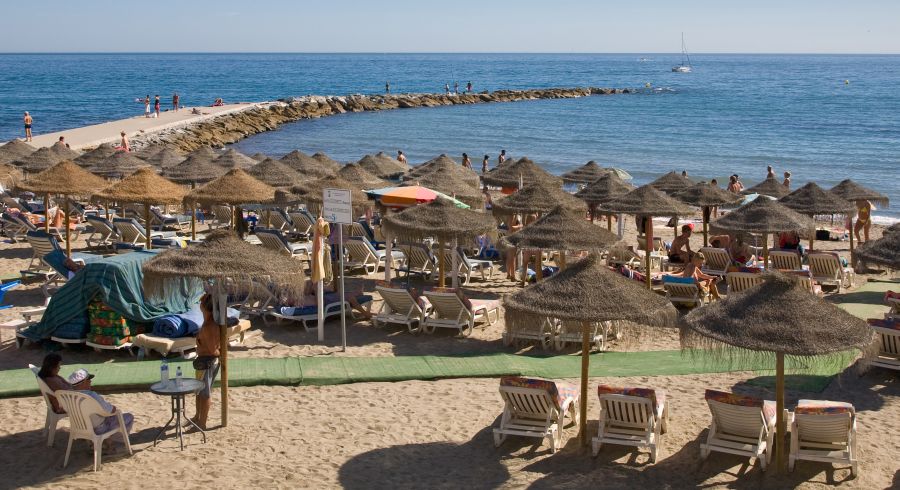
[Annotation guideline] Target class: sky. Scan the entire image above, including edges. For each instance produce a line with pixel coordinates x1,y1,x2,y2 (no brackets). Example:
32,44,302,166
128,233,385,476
2,0,899,53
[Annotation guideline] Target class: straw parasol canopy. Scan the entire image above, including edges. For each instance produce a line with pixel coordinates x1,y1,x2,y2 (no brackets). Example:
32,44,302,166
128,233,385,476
357,152,408,179
650,171,694,194
561,160,612,184
492,182,586,216
215,149,256,170
287,176,369,213
0,139,36,164
674,182,744,246
855,232,900,270
162,156,226,185
829,179,890,207
13,147,65,173
575,173,635,205
885,222,900,237
381,197,494,244
338,163,389,189
187,168,276,206
0,163,24,188
186,145,220,162
311,152,343,172
144,148,185,169
679,272,873,471
94,167,187,205
743,176,790,198
135,142,169,159
50,141,81,160
250,152,269,162
90,151,151,179
506,206,620,251
710,198,814,235
482,156,561,188
73,143,118,168
779,182,854,219
278,150,335,179
599,184,695,217
405,154,481,187
401,167,482,208
247,158,304,188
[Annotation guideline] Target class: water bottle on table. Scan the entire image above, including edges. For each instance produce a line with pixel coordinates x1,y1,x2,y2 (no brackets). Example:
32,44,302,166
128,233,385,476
176,366,183,388
160,358,169,386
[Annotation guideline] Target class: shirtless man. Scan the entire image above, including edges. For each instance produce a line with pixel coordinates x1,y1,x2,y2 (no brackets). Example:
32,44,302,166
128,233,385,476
767,165,775,179
192,294,221,430
668,224,693,264
119,131,130,152
498,150,506,165
461,153,471,169
23,112,33,141
397,150,407,164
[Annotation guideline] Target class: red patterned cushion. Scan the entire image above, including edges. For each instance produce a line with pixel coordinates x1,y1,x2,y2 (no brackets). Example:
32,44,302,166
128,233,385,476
868,318,900,331
885,291,900,303
500,376,578,411
796,399,854,415
430,287,473,310
597,384,665,412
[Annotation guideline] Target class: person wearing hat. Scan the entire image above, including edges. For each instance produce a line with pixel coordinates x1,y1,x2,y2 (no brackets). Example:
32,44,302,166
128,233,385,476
69,368,135,444
668,224,694,265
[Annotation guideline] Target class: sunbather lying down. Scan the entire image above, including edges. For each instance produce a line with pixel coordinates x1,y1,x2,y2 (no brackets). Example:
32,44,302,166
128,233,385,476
281,280,372,320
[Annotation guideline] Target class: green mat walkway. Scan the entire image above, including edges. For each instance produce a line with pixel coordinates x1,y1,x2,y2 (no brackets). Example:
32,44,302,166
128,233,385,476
1,279,893,399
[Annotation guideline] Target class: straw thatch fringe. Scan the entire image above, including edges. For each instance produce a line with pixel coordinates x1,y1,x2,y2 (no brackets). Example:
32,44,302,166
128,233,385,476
829,179,890,207
381,198,494,243
779,182,854,217
492,182,585,216
575,173,635,204
599,185,695,216
709,197,814,234
650,171,694,194
17,160,108,196
743,176,790,198
855,231,900,269
482,157,562,188
186,169,276,205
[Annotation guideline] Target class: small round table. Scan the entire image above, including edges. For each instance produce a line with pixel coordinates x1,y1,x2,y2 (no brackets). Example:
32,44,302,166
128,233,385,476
151,379,207,450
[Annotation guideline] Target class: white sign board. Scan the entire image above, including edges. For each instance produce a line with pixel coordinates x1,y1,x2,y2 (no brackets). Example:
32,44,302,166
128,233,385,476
323,188,353,224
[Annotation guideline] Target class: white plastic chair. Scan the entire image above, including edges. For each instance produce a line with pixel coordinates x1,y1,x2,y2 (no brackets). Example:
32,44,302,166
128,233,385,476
808,253,854,292
592,385,668,463
726,272,765,294
700,390,775,471
869,323,900,371
397,243,435,280
663,278,705,307
56,390,133,472
769,250,803,270
374,285,430,334
788,400,858,477
85,216,119,250
698,247,731,277
493,377,579,453
28,364,68,447
421,290,499,337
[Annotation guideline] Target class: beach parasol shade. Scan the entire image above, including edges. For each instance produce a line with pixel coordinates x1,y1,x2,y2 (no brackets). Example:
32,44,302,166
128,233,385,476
357,152,408,179
381,197,494,244
710,198,814,235
17,160,107,196
598,184,695,217
250,152,269,162
0,139,36,164
144,148,186,169
367,186,470,209
506,206,620,251
778,182,855,216
481,156,562,189
561,160,612,184
247,158,304,188
187,168,276,205
186,145,220,162
215,149,256,170
94,167,187,205
828,179,890,207
855,232,900,269
338,163,389,189
74,143,118,168
650,171,694,194
287,176,369,213
0,163,24,188
492,182,586,216
743,176,790,198
679,272,873,471
162,155,227,185
674,181,744,246
401,167,482,208
574,172,635,204
49,141,81,160
405,154,481,187
135,142,169,159
311,152,343,172
90,151,151,179
278,150,335,179
13,147,65,173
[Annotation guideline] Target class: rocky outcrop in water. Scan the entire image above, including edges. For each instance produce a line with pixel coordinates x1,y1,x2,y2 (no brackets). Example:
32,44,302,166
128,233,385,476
142,87,634,152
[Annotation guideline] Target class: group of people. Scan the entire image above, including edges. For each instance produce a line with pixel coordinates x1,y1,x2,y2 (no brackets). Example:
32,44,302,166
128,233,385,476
141,93,180,118
393,149,508,175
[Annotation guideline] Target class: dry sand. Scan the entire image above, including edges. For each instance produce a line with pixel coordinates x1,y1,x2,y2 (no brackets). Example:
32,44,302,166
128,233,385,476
0,212,897,489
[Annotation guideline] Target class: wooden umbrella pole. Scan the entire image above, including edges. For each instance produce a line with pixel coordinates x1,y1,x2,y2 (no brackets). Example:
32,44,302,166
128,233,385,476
451,237,459,288
266,209,271,228
607,214,612,231
232,206,239,233
105,200,110,221
44,194,50,232
848,216,854,256
645,216,653,289
673,216,678,240
775,352,785,473
535,252,543,281
144,203,152,250
438,238,446,288
191,205,196,241
763,232,769,269
703,207,709,247
579,321,590,447
558,250,567,270
64,197,72,257
217,281,229,427
520,248,528,288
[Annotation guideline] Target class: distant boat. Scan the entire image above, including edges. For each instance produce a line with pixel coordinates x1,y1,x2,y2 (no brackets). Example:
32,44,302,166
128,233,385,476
672,33,692,73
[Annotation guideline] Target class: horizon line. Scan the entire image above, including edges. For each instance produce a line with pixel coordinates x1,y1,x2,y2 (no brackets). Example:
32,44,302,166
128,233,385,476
1,51,900,56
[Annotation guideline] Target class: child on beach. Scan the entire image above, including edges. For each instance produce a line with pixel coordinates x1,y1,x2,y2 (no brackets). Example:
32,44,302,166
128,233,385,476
144,95,151,117
783,171,791,189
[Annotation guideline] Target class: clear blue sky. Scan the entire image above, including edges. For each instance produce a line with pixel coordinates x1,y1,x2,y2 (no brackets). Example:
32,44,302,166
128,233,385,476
2,0,898,53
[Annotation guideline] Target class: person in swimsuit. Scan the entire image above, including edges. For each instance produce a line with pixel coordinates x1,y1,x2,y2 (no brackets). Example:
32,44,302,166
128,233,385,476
192,293,221,430
855,200,873,242
396,150,407,164
467,81,473,93
385,81,390,94
119,131,130,152
783,171,791,189
144,95,151,117
505,215,523,280
767,165,775,179
668,224,693,264
23,112,33,141
461,153,471,169
444,83,450,94
726,175,741,193
482,155,489,174
680,252,721,300
172,92,179,111
154,95,160,117
498,150,506,165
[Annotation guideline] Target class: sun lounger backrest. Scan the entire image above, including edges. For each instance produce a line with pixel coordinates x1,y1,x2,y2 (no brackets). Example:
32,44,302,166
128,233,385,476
597,386,656,428
872,325,900,358
769,250,802,271
268,209,291,231
344,239,376,265
26,231,62,259
698,247,731,273
211,205,233,228
113,218,144,243
86,215,117,237
376,286,421,316
500,376,572,412
705,390,772,438
399,243,433,269
726,272,764,293
794,400,855,445
808,253,842,280
424,291,471,321
349,222,368,239
255,228,291,255
289,211,315,235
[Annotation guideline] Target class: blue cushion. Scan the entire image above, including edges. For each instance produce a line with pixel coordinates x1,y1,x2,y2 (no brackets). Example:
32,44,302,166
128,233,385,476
663,275,696,284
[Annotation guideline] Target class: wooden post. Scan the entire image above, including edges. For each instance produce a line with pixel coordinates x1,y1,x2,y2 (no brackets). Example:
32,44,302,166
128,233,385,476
384,232,393,282
535,252,543,281
520,248,528,288
64,197,72,257
645,216,653,289
702,207,709,247
438,238,446,288
607,214,612,232
673,216,678,240
144,203,152,250
232,206,239,233
558,250,567,270
451,237,459,289
848,216,855,269
190,184,197,241
762,232,769,269
775,352,785,473
44,194,50,232
218,286,229,428
579,321,590,447
265,209,271,229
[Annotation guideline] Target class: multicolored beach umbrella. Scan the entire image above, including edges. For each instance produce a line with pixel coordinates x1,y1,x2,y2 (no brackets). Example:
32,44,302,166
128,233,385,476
366,186,470,209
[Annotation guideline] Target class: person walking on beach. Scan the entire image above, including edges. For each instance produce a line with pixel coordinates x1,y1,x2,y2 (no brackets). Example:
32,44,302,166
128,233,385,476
783,171,791,189
482,154,489,174
385,81,390,94
498,150,506,165
172,92,179,111
144,95,151,117
192,293,221,430
397,150,407,164
467,81,472,93
154,95,161,117
461,153,471,169
23,112,33,141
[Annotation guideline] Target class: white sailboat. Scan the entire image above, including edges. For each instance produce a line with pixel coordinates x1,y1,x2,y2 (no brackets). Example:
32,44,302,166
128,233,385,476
672,33,692,73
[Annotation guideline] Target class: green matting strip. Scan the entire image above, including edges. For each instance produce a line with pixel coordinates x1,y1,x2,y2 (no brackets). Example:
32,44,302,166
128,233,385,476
2,279,891,399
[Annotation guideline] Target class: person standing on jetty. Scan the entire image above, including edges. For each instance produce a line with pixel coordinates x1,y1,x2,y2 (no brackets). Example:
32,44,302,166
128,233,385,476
144,95,151,117
444,83,450,95
461,153,471,169
385,81,390,94
467,81,473,93
23,112,33,141
397,150,407,164
482,154,489,174
154,95,161,117
454,81,459,94
192,293,221,430
172,92,179,111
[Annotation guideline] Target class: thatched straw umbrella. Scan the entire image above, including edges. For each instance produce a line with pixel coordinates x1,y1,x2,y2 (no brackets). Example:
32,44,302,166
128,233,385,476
338,163,388,189
247,158,304,188
287,176,369,217
381,198,495,287
73,143,118,168
0,163,24,190
311,152,343,172
680,273,873,471
215,149,256,170
650,171,694,194
142,229,307,428
743,176,790,198
250,152,269,162
187,169,277,234
482,157,562,189
886,222,900,237
94,168,188,248
405,154,481,188
710,198,814,269
401,168,482,208
574,173,635,229
144,147,186,169
504,253,678,446
14,147,65,173
855,231,900,271
186,146,220,162
280,150,336,179
135,142,168,159
0,139,36,164
163,156,226,185
561,160,611,185
674,182,743,246
600,185,695,288
829,179,890,257
778,182,854,251
90,151,151,179
17,161,107,255
357,152,408,180
50,141,81,160
492,182,586,216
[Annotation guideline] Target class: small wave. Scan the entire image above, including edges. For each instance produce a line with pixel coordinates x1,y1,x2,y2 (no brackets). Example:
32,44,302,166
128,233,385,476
871,215,899,226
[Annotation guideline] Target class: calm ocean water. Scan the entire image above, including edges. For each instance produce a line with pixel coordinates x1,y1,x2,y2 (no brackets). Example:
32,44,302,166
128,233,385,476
1,53,898,220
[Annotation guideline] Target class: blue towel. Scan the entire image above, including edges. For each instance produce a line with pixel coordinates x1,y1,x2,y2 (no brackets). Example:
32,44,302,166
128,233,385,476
278,294,373,317
152,305,239,338
663,275,696,284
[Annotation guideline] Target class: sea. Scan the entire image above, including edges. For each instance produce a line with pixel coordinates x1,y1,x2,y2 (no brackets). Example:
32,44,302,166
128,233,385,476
1,53,897,221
